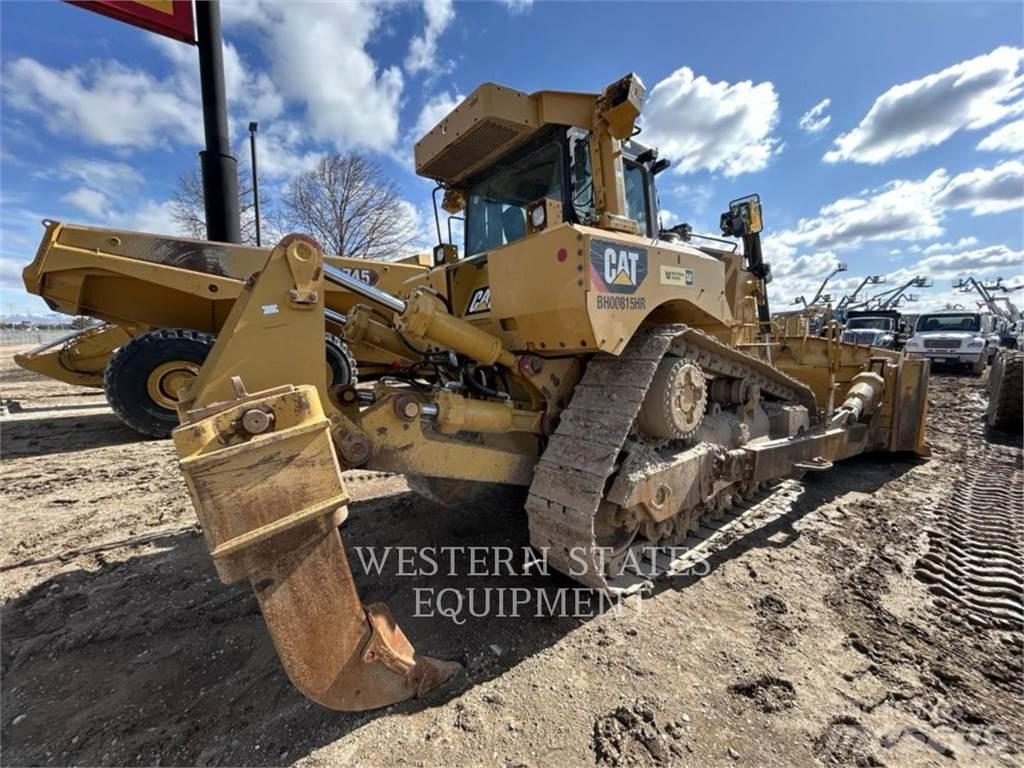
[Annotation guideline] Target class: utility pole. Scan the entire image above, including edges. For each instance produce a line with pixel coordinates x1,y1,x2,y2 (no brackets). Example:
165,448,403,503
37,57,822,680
195,0,240,244
248,121,261,247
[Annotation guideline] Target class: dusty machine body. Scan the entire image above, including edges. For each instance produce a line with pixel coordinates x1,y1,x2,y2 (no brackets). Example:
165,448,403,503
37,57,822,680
17,222,429,435
145,74,929,711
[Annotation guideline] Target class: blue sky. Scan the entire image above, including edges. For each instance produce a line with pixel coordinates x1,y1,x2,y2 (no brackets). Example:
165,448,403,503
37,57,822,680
2,0,1022,317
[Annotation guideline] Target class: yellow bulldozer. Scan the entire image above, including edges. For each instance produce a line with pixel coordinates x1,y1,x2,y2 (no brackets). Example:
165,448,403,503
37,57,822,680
31,73,932,711
16,222,430,436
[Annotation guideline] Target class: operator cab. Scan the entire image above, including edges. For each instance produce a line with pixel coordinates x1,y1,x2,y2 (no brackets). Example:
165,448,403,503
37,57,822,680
459,126,666,259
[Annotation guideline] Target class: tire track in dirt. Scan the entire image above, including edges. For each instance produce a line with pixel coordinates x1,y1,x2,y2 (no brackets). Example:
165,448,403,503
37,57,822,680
809,373,1023,765
916,381,1023,631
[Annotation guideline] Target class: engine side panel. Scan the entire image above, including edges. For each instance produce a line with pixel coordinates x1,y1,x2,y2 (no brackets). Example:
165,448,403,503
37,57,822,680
417,223,739,356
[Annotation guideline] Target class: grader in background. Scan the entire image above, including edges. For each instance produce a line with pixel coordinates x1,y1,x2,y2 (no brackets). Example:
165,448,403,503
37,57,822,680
154,73,929,711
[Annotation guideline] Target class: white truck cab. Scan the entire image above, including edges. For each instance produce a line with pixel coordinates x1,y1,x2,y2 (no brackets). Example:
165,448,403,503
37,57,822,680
905,310,993,375
842,313,899,349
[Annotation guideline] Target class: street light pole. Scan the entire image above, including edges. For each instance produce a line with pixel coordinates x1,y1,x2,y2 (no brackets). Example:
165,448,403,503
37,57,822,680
195,0,241,244
248,121,261,247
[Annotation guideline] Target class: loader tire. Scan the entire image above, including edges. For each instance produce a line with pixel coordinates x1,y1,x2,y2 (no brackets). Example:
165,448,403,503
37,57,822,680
105,329,214,439
986,349,1023,433
325,333,358,390
107,330,360,439
406,476,527,510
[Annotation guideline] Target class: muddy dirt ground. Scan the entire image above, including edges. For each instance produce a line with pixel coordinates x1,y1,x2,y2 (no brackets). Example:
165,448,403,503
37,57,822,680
1,346,1021,767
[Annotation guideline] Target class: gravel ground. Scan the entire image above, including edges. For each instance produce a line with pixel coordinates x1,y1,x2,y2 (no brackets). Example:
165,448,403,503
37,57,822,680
1,346,1021,767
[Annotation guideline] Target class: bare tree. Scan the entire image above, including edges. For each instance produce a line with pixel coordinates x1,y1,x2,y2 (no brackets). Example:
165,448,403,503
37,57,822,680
170,161,271,246
280,153,418,260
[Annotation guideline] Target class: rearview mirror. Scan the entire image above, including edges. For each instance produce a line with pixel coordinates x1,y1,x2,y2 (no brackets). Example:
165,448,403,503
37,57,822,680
719,194,763,237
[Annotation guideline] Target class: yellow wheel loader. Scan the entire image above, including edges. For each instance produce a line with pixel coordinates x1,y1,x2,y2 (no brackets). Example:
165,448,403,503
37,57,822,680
75,73,932,711
16,223,430,436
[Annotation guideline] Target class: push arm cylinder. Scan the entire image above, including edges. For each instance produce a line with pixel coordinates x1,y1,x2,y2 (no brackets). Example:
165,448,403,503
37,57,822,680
325,308,347,326
430,391,542,435
344,306,416,361
397,290,517,369
324,264,406,314
325,268,517,370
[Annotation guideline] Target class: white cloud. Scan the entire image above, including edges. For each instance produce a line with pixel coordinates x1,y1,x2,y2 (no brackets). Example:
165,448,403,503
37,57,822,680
2,57,202,149
978,118,1024,152
500,0,534,12
767,243,1024,311
824,46,1024,164
56,159,143,197
767,170,949,265
61,187,109,218
123,199,186,236
935,159,1024,215
399,199,442,254
146,35,284,127
799,98,831,134
889,244,1024,311
390,90,464,173
923,236,978,255
227,1,404,153
2,33,284,153
767,159,1024,277
764,159,1022,309
767,252,859,308
246,121,323,180
642,66,781,177
405,0,455,74
914,244,1023,279
0,256,25,288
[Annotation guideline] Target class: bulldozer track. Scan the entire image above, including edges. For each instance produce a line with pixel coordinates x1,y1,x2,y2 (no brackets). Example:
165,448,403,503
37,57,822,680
916,437,1023,631
526,323,816,594
605,479,802,591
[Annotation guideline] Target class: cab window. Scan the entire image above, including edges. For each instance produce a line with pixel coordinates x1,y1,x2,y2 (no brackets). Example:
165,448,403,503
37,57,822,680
624,160,650,236
465,141,562,256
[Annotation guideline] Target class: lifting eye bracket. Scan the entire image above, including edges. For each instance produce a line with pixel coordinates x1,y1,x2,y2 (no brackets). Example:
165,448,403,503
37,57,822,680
286,239,321,307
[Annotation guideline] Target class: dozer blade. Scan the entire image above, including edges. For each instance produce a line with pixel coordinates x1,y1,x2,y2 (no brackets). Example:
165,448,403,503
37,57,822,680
175,381,459,710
